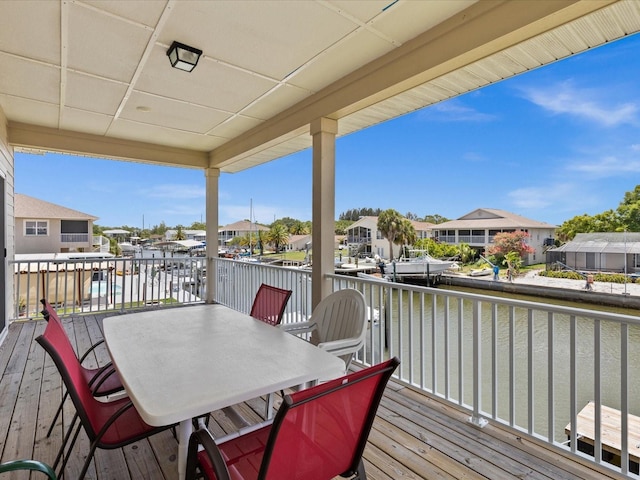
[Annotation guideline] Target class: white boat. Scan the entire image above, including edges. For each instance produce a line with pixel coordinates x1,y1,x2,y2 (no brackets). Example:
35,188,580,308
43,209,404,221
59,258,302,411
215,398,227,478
383,250,455,278
118,242,136,253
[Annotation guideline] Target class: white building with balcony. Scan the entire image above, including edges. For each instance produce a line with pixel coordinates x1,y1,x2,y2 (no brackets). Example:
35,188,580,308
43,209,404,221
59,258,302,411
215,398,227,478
14,194,97,255
346,216,435,260
435,208,556,265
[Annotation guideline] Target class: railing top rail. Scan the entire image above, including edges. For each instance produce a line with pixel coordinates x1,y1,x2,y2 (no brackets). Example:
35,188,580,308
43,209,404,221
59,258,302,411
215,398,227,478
328,272,640,326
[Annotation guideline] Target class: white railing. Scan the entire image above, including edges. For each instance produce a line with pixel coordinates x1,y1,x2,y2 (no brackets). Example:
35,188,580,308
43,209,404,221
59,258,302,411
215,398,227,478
10,256,206,319
210,258,640,477
60,233,89,242
213,257,313,323
12,255,640,476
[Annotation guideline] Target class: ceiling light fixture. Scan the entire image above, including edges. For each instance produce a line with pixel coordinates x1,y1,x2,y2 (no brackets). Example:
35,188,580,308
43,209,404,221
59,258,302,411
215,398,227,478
167,41,202,72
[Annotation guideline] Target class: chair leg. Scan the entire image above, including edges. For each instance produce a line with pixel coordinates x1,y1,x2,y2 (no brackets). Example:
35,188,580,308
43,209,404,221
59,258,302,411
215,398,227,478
355,458,367,479
265,393,275,420
78,441,98,480
47,390,68,437
53,412,78,470
55,414,81,479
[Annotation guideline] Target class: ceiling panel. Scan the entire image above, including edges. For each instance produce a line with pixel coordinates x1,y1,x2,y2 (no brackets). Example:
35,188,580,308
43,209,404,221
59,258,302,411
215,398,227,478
135,44,278,113
60,108,112,136
65,72,129,115
0,0,60,64
0,54,60,105
119,91,230,133
67,2,153,82
160,1,357,81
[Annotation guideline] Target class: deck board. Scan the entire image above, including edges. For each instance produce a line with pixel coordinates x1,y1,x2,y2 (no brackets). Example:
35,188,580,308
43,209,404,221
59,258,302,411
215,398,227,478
0,311,629,479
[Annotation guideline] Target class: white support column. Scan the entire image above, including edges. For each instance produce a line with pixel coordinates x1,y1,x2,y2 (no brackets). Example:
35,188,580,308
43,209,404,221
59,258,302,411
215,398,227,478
205,168,220,304
310,117,337,309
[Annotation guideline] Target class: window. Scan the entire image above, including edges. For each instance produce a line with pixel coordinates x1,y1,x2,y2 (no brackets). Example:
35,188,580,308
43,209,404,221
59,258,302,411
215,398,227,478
25,220,48,236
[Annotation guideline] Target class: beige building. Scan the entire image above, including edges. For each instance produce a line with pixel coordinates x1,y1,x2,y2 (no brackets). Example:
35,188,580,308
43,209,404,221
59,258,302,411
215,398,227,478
15,194,97,255
218,220,270,248
435,208,556,265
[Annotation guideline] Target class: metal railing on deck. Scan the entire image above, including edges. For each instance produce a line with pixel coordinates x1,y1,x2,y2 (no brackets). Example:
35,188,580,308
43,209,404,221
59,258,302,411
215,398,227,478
11,256,206,319
210,258,640,478
11,255,640,476
326,273,640,478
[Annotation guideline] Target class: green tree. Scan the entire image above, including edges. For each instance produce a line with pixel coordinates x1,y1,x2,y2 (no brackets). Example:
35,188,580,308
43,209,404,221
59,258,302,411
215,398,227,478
190,221,206,230
457,242,476,263
414,238,459,259
556,210,621,241
267,223,289,252
377,209,404,261
334,219,352,235
175,225,186,240
289,220,308,235
421,214,450,224
397,218,417,258
617,185,640,231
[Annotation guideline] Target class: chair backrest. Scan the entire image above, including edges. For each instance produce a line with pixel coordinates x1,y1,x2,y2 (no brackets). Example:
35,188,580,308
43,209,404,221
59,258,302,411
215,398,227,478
35,320,104,440
310,289,367,355
250,284,292,326
260,357,399,479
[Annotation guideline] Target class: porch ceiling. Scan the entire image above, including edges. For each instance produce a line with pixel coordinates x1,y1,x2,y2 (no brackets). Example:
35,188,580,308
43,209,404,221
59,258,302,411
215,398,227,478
1,1,639,172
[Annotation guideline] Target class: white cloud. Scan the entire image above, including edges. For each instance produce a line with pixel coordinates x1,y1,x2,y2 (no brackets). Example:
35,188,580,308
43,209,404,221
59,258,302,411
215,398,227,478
419,100,496,122
521,80,638,127
508,183,592,212
567,156,640,176
140,184,205,200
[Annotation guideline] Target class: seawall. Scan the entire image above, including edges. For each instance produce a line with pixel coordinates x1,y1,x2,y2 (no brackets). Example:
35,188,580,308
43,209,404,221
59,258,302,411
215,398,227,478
438,275,640,310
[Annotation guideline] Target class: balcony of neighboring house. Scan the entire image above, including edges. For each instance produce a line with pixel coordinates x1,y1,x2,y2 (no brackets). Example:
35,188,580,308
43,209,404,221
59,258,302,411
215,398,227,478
60,220,91,246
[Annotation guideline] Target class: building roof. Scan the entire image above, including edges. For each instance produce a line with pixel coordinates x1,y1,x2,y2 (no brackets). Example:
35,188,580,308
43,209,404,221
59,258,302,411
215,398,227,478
219,220,269,232
552,232,640,254
410,220,435,231
435,208,556,230
15,193,97,221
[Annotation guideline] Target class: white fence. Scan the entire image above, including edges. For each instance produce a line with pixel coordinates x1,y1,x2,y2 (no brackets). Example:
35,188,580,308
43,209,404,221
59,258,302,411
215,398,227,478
11,255,640,476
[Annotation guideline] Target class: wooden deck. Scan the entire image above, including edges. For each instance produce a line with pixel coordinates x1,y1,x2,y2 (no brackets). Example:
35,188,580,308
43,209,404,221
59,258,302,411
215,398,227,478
0,310,628,480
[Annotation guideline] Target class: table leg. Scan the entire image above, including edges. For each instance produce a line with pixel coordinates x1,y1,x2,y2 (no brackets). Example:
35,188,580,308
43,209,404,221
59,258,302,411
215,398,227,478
178,418,193,480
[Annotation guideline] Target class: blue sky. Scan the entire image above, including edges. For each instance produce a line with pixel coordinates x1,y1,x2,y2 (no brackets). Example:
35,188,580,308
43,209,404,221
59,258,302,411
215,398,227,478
15,33,640,230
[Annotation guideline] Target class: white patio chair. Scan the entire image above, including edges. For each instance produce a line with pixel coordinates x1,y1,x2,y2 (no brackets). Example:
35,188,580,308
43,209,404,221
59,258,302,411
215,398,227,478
282,288,367,371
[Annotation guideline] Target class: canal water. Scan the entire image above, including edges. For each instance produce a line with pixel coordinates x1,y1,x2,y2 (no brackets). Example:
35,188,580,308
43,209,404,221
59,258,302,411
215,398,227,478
376,284,640,442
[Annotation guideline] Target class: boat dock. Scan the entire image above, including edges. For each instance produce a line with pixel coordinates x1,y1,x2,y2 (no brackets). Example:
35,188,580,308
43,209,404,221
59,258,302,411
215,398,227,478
565,401,640,473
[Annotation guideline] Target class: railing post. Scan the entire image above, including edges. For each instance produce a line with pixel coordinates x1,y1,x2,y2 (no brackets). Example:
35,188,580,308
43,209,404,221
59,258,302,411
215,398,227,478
469,300,488,428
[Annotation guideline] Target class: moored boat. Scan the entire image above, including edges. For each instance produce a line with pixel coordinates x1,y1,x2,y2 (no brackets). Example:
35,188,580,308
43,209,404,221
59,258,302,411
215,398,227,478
384,249,454,279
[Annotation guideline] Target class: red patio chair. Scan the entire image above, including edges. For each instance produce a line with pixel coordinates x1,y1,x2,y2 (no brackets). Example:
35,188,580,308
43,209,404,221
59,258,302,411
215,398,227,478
36,312,176,480
40,299,124,439
186,357,400,480
249,283,292,326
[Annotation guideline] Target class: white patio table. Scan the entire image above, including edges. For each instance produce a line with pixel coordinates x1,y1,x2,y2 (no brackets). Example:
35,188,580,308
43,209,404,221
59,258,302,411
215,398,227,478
103,304,346,480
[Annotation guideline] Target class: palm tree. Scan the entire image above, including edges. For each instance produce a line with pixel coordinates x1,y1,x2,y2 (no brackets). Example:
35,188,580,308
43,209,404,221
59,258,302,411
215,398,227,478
377,209,403,261
268,223,290,253
396,218,417,258
175,226,186,240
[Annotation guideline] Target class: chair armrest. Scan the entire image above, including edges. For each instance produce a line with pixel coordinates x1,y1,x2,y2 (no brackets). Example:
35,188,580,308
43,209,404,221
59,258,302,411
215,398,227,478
0,459,57,479
317,337,364,357
79,339,106,364
87,363,118,392
279,321,316,336
187,428,231,480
